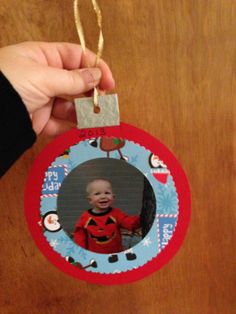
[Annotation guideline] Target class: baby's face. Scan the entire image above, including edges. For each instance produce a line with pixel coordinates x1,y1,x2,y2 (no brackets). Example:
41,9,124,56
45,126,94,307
87,180,114,210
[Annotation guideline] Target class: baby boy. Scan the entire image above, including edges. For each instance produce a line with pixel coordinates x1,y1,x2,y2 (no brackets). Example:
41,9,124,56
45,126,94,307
73,179,140,254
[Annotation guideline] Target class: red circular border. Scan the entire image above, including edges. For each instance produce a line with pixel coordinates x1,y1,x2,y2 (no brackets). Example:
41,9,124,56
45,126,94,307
24,122,191,285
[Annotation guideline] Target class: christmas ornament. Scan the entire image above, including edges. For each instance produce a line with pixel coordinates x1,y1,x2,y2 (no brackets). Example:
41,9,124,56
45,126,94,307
25,0,191,285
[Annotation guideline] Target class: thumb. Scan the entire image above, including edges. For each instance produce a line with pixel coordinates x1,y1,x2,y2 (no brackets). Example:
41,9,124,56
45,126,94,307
45,67,102,97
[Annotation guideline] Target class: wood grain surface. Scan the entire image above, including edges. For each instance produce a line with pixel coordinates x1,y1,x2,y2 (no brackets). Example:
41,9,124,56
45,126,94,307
0,1,235,313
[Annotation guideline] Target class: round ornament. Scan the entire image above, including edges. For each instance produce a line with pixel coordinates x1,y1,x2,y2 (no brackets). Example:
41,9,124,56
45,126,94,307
25,122,191,285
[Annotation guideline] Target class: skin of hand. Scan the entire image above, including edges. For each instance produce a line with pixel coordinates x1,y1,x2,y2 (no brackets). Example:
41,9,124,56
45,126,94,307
0,42,115,136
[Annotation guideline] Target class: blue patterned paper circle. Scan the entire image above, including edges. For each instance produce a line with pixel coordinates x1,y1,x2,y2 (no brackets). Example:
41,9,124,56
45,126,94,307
39,138,179,274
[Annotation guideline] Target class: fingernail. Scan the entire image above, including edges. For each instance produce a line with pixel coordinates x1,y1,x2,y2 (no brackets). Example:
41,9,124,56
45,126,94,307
80,68,102,84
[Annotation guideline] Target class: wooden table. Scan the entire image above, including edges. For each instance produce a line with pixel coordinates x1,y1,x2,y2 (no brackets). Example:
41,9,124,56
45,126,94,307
0,1,235,313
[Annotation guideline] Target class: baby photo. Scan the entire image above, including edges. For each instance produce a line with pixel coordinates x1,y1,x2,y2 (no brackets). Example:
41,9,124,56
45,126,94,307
57,158,156,254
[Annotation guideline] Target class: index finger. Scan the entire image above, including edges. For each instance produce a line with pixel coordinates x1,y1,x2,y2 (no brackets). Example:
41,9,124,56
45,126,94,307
39,42,115,92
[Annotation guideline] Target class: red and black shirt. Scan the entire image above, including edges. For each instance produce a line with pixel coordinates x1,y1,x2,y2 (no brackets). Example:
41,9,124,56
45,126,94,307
73,207,140,254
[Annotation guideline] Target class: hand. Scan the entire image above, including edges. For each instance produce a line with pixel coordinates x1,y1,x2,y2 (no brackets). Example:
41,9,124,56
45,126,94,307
0,42,115,136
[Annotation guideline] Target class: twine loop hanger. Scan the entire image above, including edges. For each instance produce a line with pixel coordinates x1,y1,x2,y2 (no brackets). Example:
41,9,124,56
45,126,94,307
74,0,104,113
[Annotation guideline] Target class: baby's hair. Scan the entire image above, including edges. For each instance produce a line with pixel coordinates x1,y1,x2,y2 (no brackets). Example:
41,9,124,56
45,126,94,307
86,178,112,195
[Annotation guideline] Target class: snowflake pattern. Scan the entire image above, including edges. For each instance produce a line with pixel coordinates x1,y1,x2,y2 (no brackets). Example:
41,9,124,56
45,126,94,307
142,237,152,247
50,239,59,248
77,248,87,260
157,183,178,214
58,235,71,244
130,155,138,165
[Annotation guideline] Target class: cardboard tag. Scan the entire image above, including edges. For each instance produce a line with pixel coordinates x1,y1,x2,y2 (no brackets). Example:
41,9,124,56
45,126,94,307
75,94,120,129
